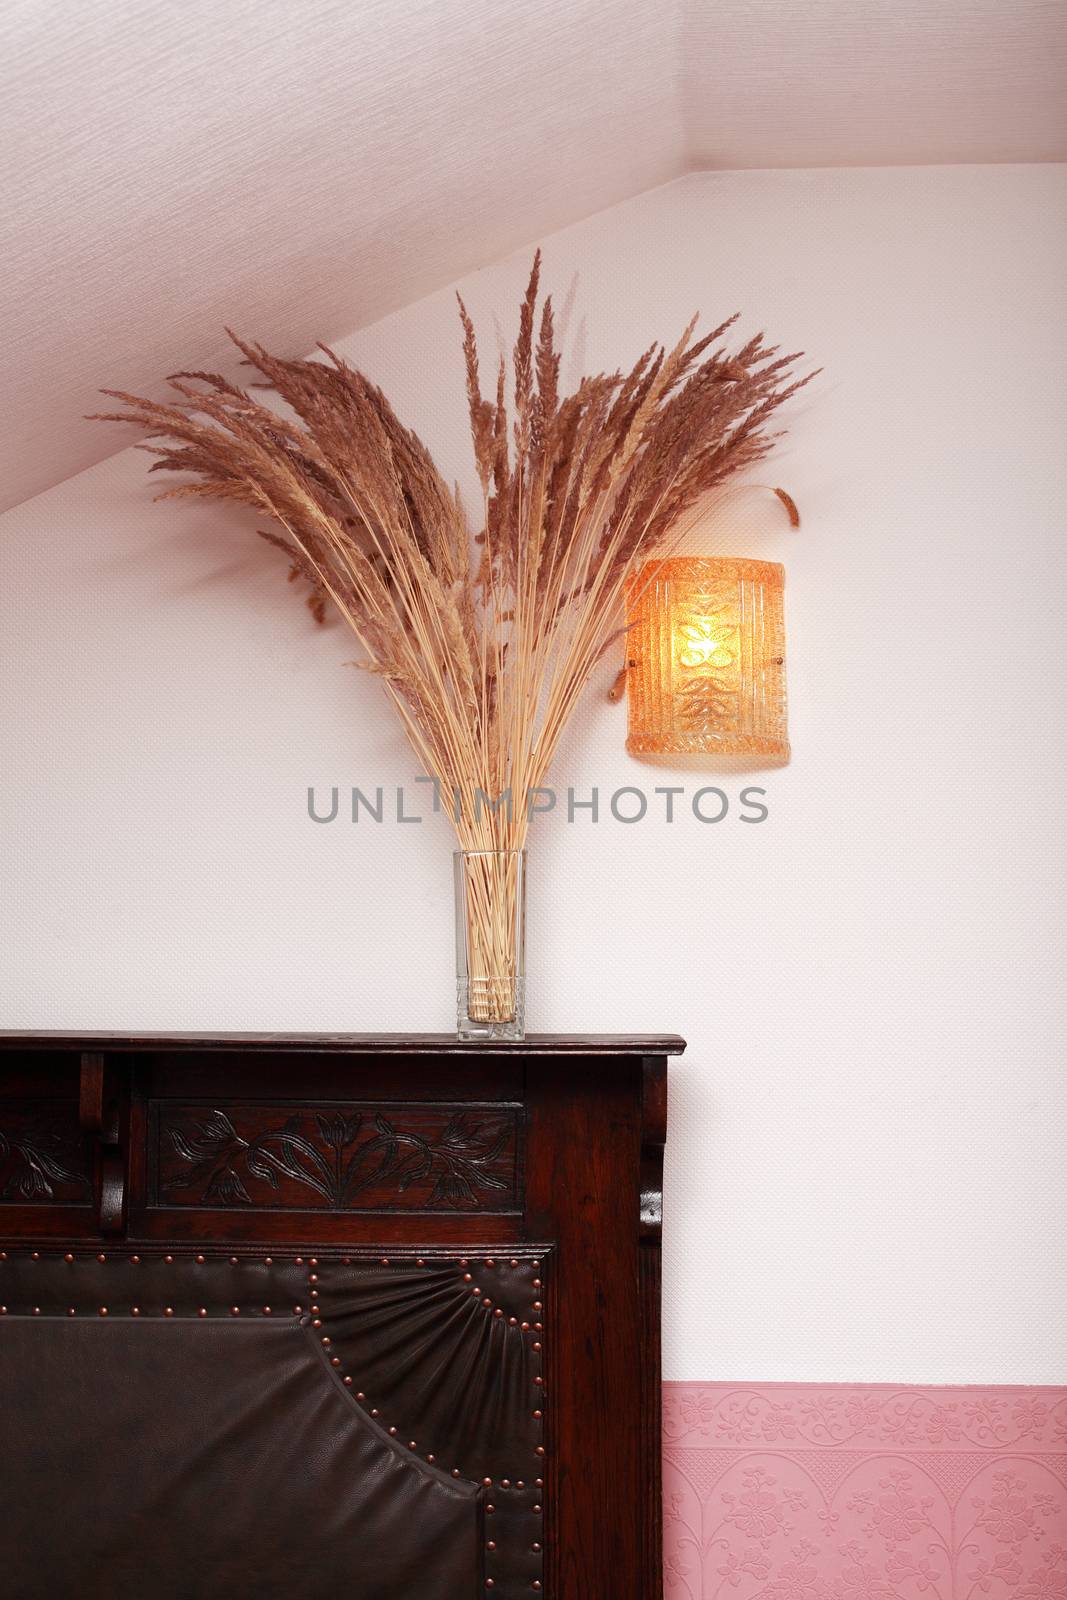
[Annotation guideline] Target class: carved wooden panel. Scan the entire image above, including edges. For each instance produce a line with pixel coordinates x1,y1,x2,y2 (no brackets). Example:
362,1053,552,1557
0,1101,93,1205
149,1100,523,1213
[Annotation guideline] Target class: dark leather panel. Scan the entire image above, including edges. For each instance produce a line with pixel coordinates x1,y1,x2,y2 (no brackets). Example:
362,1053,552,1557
0,1313,480,1599
311,1253,547,1595
0,1247,309,1317
0,1249,548,1596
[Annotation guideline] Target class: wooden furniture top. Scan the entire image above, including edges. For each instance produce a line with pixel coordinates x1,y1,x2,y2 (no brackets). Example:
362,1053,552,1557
0,1031,686,1056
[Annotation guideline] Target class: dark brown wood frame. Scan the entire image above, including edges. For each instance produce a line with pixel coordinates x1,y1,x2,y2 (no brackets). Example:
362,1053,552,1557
0,1031,683,1599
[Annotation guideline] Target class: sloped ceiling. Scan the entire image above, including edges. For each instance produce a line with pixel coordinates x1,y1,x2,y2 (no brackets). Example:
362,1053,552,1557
2,0,1065,515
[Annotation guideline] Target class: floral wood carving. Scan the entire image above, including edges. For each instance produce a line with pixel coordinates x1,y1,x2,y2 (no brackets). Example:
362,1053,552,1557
153,1102,521,1211
0,1105,92,1203
663,1383,1067,1600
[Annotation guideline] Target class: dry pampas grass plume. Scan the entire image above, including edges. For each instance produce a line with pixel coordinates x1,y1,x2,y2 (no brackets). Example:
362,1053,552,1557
92,252,813,1021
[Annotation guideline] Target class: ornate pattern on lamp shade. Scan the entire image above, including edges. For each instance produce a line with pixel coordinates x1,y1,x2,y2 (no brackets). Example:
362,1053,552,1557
625,557,789,762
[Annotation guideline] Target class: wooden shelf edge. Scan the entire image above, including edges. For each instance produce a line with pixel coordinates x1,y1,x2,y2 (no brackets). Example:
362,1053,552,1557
0,1030,687,1057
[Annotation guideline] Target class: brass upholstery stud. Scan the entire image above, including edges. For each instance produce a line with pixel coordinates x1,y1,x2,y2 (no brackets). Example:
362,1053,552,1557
164,1255,173,1264
164,1307,174,1317
195,1255,205,1265
197,1307,207,1317
98,1307,108,1316
64,1253,74,1263
230,1307,240,1316
32,1250,41,1260
67,1307,75,1316
131,1307,141,1316
263,1306,272,1316
331,1357,341,1368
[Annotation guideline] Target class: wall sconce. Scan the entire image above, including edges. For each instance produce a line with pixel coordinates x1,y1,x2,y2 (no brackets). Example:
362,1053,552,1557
625,556,789,762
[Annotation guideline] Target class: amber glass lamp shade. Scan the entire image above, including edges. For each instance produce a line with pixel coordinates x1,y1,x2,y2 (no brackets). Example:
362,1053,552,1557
625,557,789,761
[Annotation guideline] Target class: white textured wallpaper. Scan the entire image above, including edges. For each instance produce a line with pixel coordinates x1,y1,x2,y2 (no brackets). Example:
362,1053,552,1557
3,0,1065,511
1,167,1065,1383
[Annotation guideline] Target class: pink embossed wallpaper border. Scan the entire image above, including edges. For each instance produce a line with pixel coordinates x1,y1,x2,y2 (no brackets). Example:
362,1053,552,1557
663,1384,1067,1600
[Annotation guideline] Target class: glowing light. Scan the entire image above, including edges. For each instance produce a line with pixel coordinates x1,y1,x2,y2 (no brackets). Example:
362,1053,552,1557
625,557,789,762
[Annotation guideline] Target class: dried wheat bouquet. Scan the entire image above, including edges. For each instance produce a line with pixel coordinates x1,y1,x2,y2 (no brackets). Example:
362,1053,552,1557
93,253,810,1023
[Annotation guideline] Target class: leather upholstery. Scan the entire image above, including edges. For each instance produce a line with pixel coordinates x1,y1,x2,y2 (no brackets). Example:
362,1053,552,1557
313,1254,548,1596
0,1253,483,1598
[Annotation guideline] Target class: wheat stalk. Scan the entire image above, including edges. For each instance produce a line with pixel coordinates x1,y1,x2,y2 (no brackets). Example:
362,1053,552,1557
92,254,812,1021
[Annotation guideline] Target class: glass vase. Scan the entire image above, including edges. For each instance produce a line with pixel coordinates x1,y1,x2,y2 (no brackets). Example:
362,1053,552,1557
454,849,526,1042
